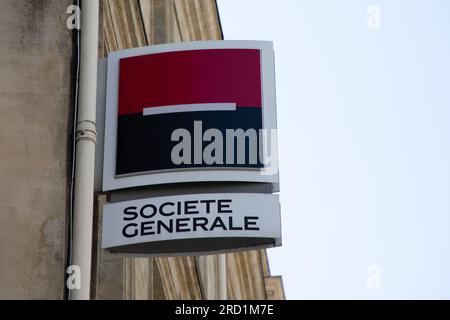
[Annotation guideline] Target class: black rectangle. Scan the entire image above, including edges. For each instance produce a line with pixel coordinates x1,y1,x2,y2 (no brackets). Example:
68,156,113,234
116,108,264,176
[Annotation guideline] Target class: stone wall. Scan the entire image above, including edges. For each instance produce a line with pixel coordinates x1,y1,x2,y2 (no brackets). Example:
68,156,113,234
0,0,74,299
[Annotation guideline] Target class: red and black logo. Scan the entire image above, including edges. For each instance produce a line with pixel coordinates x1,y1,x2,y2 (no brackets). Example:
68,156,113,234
116,49,264,176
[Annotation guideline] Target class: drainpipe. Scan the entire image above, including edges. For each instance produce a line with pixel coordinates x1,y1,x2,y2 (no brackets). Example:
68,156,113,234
70,0,99,300
218,254,227,300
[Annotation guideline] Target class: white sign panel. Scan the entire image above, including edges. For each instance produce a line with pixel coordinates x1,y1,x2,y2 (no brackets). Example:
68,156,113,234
102,193,281,255
103,40,279,192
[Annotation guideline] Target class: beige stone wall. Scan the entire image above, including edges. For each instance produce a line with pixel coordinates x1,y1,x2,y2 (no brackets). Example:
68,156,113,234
0,0,73,299
94,0,223,300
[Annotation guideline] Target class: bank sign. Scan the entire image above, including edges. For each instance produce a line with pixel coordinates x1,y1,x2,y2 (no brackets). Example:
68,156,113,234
103,41,278,191
102,193,281,254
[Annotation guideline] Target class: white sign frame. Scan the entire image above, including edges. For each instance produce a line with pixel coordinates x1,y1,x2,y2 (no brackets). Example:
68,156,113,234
102,193,282,254
103,40,278,192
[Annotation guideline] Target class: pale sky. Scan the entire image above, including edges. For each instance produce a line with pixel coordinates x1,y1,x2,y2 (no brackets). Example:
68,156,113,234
218,0,450,299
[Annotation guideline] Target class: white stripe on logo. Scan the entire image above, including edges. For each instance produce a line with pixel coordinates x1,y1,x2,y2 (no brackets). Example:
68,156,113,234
143,103,237,116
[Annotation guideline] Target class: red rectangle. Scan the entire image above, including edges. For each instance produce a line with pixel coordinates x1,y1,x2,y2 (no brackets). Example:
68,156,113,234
118,49,262,116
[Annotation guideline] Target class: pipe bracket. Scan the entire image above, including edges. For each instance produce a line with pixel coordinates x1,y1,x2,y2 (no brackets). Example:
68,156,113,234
75,120,97,143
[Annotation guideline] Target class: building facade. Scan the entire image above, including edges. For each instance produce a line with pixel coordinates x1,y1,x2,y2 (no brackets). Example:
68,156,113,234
0,0,284,300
